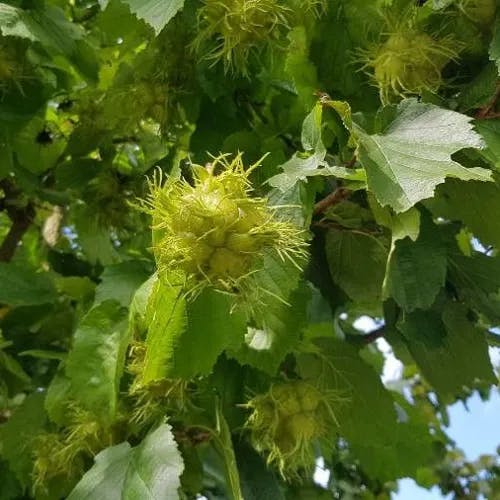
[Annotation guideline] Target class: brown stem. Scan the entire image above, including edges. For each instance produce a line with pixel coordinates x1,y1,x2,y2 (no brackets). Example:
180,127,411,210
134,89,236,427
313,187,351,216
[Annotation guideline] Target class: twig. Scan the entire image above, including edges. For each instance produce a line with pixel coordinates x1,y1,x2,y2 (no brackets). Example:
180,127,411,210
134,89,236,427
487,331,500,348
345,325,386,346
312,220,345,231
361,325,385,344
0,207,34,262
313,187,351,216
312,220,382,236
475,111,500,120
475,83,500,119
344,155,357,168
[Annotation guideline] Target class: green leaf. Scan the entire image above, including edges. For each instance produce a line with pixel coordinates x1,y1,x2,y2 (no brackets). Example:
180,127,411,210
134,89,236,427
428,179,500,249
19,349,67,361
230,251,308,374
398,303,496,397
448,250,500,322
268,154,318,193
0,350,31,386
141,277,187,384
13,114,66,173
170,288,247,379
383,216,447,311
298,338,437,481
45,370,72,425
67,424,184,500
324,199,374,230
73,205,120,265
95,261,152,307
231,279,310,375
457,63,498,113
449,252,500,295
0,393,47,488
268,103,326,191
121,0,184,35
369,195,421,242
235,441,284,500
213,402,243,500
284,26,318,111
66,300,129,422
268,181,315,229
489,14,500,73
390,208,421,242
355,100,491,212
0,263,57,306
268,103,366,191
128,274,157,336
311,1,380,110
0,459,22,500
475,118,500,169
306,339,396,447
301,102,323,153
325,229,388,303
0,3,83,56
95,0,151,53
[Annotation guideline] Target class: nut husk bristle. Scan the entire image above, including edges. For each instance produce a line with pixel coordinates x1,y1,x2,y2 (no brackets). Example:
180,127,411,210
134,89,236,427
142,153,308,300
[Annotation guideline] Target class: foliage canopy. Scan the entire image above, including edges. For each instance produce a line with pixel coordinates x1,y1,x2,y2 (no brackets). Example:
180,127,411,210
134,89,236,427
1,0,500,498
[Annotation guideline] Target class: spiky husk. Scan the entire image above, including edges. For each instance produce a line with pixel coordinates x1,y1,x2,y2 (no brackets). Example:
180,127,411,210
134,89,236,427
194,0,291,75
32,407,114,495
129,379,188,429
0,37,34,96
143,153,307,300
127,341,189,429
297,0,327,18
244,380,341,478
459,0,496,27
0,45,15,81
72,17,195,139
32,433,83,495
360,19,461,103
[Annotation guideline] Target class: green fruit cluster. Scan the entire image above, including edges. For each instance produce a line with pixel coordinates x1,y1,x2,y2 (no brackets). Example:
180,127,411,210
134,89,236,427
146,154,306,296
77,80,169,136
32,408,113,495
245,380,340,478
363,28,460,103
194,0,291,75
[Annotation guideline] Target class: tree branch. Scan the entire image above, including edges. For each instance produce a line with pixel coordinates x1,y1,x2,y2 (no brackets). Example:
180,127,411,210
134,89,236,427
0,179,35,262
313,187,351,216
